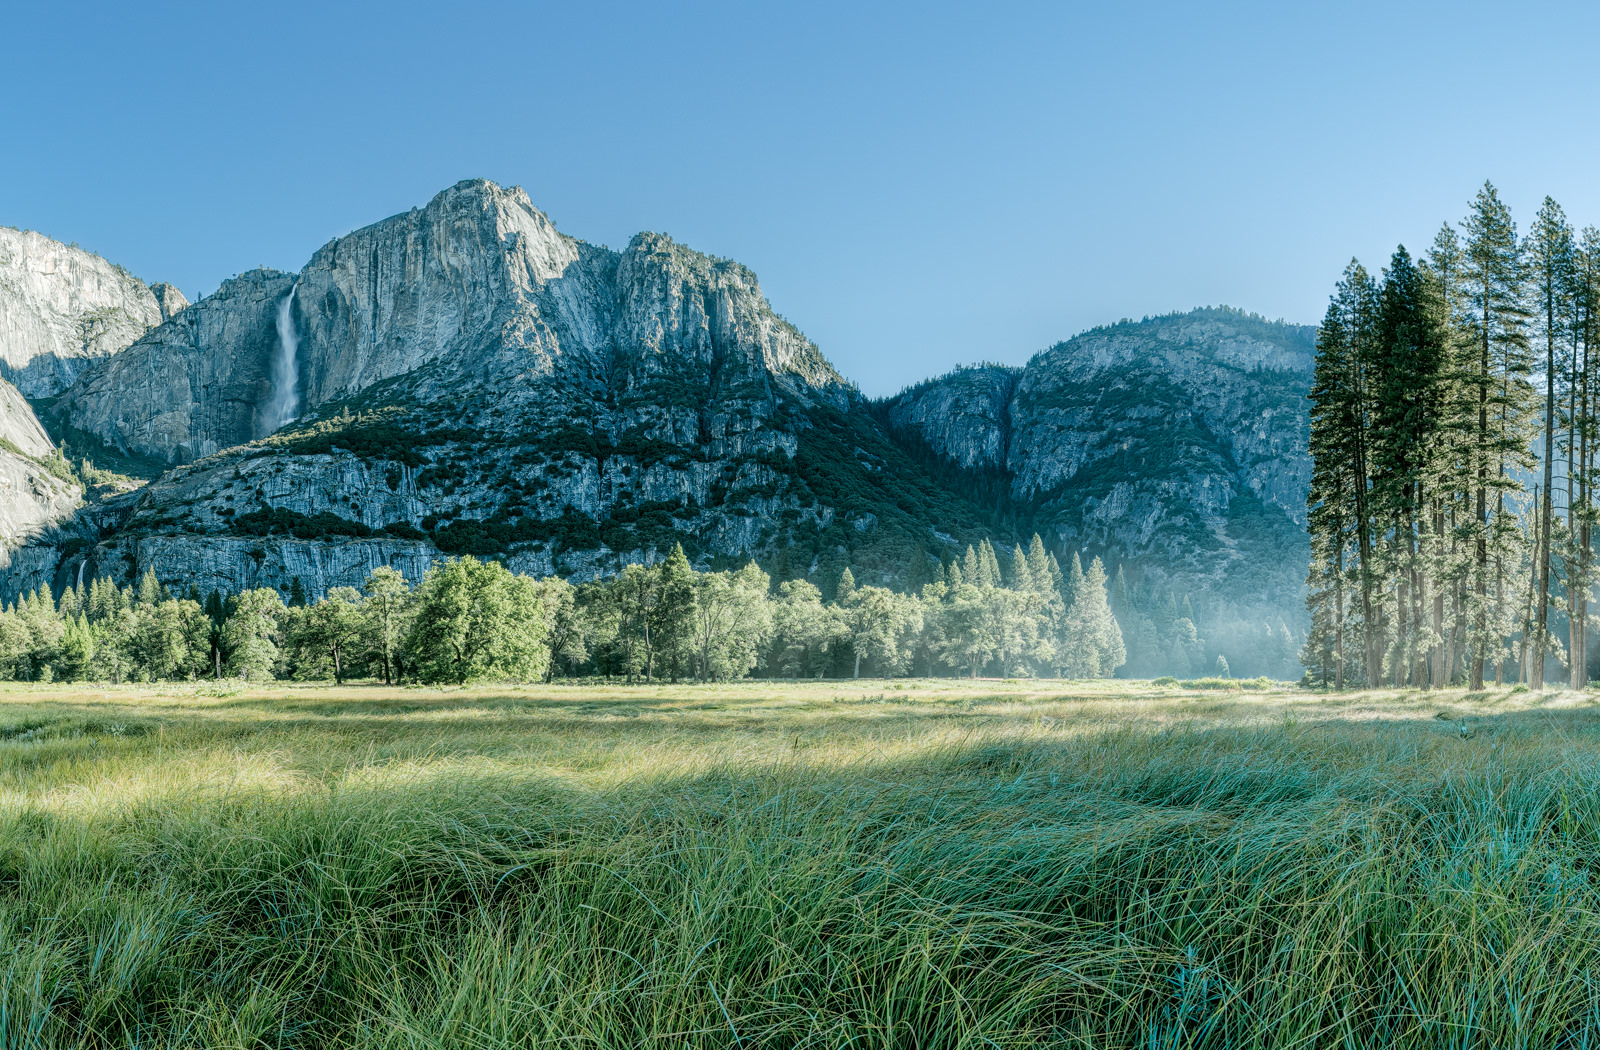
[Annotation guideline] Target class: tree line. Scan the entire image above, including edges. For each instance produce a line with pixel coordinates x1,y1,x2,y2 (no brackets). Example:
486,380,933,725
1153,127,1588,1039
0,535,1126,684
1304,180,1600,690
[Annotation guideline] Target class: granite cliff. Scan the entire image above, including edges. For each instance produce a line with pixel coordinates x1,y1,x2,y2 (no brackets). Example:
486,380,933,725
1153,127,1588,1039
881,308,1315,664
20,180,986,600
0,377,83,583
0,183,1316,676
0,227,186,398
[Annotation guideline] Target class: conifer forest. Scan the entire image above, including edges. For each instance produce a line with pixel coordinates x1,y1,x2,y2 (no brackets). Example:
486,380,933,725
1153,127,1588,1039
1304,181,1600,691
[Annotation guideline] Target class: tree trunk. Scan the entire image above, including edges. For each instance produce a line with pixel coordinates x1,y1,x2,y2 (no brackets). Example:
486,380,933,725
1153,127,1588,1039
1430,506,1446,688
1537,302,1557,690
1471,326,1490,692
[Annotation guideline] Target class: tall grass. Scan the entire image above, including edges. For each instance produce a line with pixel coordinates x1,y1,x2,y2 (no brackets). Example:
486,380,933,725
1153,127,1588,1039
2,680,1599,1046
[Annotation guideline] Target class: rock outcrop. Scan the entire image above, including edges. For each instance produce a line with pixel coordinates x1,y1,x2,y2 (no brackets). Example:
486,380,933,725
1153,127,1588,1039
883,365,1018,472
0,227,176,397
148,282,190,321
882,308,1315,623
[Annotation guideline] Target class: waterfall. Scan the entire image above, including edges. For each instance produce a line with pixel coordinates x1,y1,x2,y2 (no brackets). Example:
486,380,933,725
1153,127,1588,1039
264,283,300,433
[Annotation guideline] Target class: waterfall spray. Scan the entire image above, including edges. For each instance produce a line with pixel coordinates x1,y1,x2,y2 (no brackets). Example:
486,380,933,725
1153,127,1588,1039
264,283,300,433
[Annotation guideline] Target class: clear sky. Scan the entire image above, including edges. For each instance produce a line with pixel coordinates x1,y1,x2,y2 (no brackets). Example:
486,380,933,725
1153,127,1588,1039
6,1,1600,396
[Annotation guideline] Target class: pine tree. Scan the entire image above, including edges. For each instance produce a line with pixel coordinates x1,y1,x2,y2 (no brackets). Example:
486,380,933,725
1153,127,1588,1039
962,546,981,586
1423,223,1473,688
1303,261,1384,686
1306,293,1357,687
1008,544,1032,592
57,584,81,622
978,540,1002,589
1571,227,1600,688
1527,197,1575,688
136,568,162,609
1370,245,1450,686
1065,553,1085,609
654,545,696,682
1460,181,1535,688
1026,534,1052,589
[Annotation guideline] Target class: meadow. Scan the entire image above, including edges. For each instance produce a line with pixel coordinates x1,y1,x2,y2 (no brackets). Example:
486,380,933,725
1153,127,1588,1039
2,677,1599,1048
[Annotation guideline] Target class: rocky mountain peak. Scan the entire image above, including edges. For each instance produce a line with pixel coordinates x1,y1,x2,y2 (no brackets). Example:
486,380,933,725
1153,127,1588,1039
54,179,850,467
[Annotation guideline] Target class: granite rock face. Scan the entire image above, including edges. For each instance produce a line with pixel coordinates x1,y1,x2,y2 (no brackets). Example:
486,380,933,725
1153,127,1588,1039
0,227,175,397
27,180,917,598
884,365,1018,471
148,283,190,321
61,180,845,465
882,308,1315,619
0,376,82,589
58,269,296,463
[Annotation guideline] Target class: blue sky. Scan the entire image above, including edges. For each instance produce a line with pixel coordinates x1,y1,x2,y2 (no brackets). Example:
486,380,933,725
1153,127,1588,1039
6,1,1600,395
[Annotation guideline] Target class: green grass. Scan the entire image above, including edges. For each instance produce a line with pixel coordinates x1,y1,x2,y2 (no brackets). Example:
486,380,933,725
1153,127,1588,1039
2,678,1600,1047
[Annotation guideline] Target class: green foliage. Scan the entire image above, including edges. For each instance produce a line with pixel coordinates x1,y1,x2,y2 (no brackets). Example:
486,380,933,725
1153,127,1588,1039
268,406,472,467
285,588,363,683
361,567,413,685
788,403,996,577
404,558,550,684
430,506,602,556
222,588,286,681
232,507,374,540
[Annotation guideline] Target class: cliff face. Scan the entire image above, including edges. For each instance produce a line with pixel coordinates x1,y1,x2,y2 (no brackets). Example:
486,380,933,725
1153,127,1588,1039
0,376,81,585
58,269,296,463
29,180,968,599
60,180,845,467
0,227,185,397
1009,310,1313,524
882,308,1315,619
883,366,1018,472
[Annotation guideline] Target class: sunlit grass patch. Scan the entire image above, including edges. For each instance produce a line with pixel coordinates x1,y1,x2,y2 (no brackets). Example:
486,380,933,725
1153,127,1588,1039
3,679,1600,1046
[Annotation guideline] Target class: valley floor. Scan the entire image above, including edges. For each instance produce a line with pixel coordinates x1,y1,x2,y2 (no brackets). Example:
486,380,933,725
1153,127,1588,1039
3,678,1599,1046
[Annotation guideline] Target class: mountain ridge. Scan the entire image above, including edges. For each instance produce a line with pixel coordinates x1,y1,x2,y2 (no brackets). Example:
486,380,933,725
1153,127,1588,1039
0,182,1315,674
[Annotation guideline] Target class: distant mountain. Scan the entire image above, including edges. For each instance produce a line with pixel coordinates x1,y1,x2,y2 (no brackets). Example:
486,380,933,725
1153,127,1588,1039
881,309,1315,672
0,182,1315,675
